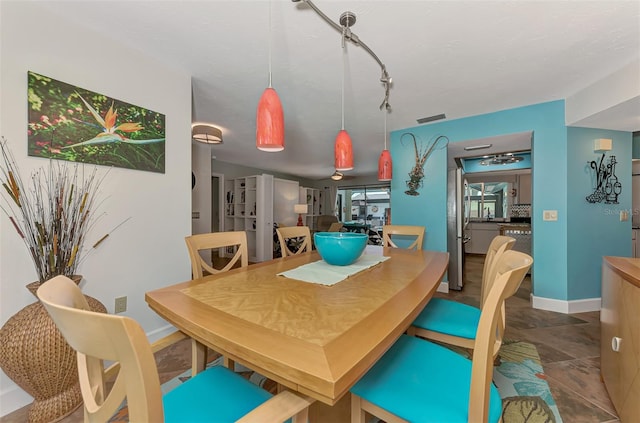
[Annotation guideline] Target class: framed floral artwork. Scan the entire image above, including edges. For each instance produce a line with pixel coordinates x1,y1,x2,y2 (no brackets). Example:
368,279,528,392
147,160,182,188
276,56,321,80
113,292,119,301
27,71,166,173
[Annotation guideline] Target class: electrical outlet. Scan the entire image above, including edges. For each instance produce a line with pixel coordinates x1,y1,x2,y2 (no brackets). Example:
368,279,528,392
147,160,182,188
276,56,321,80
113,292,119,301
114,296,127,314
543,210,558,221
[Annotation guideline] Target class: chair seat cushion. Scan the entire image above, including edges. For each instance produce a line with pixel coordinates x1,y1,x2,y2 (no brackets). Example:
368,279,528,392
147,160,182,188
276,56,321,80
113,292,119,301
412,298,480,340
163,365,272,422
351,335,502,423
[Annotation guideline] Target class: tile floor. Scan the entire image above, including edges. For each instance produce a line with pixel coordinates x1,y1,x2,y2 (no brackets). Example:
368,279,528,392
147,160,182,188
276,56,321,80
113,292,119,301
1,254,619,422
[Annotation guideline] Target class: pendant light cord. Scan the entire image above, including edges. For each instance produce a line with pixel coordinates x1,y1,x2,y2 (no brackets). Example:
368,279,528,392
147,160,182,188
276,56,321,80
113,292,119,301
384,109,388,150
341,27,346,130
268,0,273,88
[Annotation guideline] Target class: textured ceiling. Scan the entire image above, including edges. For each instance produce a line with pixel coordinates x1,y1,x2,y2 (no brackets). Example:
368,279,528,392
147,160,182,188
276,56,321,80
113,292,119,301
41,1,640,180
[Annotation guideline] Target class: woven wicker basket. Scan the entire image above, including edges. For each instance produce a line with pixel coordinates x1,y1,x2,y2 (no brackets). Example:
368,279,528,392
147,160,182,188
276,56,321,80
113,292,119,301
0,278,106,422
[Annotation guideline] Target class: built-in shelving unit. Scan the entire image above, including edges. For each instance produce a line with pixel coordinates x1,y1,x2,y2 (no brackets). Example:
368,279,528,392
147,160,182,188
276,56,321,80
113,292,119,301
224,174,273,262
299,187,323,230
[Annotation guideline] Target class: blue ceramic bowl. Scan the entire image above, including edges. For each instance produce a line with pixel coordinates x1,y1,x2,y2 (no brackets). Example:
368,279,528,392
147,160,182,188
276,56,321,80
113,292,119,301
314,232,368,266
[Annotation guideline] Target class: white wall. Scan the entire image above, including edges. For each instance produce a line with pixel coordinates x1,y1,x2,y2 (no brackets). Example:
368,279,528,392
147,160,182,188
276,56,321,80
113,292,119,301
192,142,213,235
274,178,300,227
0,3,192,415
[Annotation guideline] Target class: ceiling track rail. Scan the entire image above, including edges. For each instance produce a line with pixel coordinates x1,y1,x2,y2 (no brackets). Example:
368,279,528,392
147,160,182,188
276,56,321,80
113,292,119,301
292,0,392,110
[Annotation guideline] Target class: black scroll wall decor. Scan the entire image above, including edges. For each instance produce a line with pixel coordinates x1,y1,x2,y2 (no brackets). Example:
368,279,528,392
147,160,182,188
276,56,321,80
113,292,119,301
401,133,449,196
586,153,622,204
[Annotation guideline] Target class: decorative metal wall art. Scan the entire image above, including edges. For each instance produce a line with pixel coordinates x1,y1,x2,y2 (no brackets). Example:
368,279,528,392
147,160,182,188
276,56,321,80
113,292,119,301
401,133,449,196
586,153,622,204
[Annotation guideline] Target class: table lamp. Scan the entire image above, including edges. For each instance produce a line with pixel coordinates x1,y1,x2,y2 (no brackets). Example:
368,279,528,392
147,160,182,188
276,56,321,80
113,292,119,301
294,204,308,226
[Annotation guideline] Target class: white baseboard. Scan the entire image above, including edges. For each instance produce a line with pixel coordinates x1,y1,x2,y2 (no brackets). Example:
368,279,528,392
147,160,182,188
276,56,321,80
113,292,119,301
146,324,180,343
437,281,449,293
0,384,33,417
0,324,179,418
531,295,601,314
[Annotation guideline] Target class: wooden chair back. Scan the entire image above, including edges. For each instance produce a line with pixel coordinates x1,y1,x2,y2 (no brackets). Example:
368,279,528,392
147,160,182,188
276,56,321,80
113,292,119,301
37,276,314,423
185,231,248,278
469,250,532,421
327,222,343,232
481,235,516,306
382,225,425,250
37,276,164,422
276,226,312,257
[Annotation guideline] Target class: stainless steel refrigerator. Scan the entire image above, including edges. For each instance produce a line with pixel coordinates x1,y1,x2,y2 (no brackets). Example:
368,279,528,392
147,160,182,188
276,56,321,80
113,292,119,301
447,167,471,290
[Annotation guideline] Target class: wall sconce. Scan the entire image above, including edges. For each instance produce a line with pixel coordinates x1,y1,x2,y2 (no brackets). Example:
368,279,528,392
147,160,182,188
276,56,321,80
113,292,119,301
192,124,223,144
594,138,612,152
294,204,308,226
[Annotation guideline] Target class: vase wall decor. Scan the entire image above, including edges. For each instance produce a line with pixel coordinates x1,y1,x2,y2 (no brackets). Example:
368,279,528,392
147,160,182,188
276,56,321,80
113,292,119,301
586,153,622,204
0,277,106,423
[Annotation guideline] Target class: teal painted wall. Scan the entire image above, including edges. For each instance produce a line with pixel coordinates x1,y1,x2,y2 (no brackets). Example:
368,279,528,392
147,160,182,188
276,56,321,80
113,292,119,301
389,133,448,252
390,100,569,300
567,127,632,300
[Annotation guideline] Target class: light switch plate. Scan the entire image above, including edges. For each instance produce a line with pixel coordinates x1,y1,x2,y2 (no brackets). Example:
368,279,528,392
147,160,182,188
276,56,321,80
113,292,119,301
620,210,629,221
543,210,558,221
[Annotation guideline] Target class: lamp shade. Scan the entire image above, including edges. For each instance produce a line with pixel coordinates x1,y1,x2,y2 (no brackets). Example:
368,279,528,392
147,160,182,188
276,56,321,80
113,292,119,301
256,87,285,152
294,204,308,214
378,149,392,181
334,129,354,171
595,138,612,152
192,124,223,144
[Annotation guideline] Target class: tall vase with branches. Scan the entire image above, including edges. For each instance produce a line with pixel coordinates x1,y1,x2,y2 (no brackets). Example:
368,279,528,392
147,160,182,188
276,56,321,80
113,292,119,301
0,136,104,285
0,136,107,422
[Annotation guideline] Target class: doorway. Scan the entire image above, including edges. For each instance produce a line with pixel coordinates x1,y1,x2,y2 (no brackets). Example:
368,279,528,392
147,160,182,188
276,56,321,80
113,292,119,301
446,131,533,291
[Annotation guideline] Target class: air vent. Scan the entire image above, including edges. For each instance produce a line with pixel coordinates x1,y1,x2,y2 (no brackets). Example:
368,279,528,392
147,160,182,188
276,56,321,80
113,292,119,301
416,113,446,124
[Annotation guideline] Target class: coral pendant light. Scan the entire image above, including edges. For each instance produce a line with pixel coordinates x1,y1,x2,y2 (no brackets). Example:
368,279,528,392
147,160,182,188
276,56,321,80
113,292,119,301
335,129,353,171
378,107,392,181
256,1,284,152
335,28,353,172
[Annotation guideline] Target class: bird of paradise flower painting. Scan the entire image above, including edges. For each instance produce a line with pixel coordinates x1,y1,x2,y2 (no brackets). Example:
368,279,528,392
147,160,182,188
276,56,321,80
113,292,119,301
27,71,165,173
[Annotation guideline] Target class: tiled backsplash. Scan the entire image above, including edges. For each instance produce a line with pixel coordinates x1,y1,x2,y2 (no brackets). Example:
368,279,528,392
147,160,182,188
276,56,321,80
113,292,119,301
510,204,531,217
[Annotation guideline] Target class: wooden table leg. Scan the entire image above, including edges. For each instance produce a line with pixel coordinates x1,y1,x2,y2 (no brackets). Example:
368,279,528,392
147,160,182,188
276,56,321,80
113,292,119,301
309,393,351,423
191,339,207,376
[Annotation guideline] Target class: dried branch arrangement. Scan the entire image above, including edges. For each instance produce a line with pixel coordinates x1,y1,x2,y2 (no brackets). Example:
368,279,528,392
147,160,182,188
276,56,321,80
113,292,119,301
0,137,105,283
401,133,449,196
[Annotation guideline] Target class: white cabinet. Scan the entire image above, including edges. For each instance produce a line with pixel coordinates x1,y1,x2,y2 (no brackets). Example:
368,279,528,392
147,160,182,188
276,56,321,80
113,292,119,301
465,222,500,254
224,174,273,262
299,187,323,230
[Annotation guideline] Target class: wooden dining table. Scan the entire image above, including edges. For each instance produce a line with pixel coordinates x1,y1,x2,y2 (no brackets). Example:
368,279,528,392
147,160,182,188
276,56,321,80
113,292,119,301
146,246,448,419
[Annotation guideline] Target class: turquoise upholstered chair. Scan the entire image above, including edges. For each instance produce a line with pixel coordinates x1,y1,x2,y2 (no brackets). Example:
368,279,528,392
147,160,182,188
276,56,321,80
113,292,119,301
407,235,515,359
37,276,312,423
351,250,533,423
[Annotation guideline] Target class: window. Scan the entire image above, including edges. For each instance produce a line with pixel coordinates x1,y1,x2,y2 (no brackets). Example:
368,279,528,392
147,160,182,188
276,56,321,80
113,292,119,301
468,182,509,220
337,185,390,229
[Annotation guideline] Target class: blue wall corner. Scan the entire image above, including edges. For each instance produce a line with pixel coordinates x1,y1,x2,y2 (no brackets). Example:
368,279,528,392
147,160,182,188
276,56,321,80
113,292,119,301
567,127,632,300
390,100,634,303
391,100,571,301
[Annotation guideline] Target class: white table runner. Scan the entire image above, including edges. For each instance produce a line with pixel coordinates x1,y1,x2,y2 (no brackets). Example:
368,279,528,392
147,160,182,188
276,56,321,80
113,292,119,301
278,254,390,286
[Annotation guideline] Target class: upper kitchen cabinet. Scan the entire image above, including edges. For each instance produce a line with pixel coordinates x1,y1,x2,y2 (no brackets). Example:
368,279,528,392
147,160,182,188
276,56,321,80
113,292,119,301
517,173,532,204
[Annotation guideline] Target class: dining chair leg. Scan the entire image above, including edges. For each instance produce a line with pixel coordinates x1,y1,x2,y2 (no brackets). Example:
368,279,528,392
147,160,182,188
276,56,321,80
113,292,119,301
223,356,236,371
292,407,309,423
191,339,207,376
351,394,366,423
